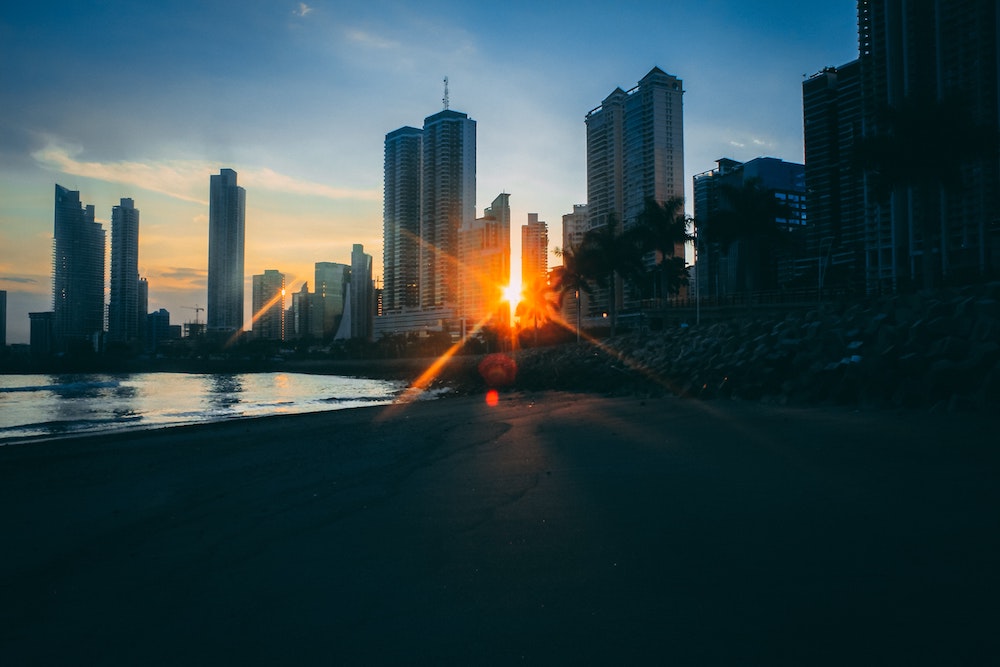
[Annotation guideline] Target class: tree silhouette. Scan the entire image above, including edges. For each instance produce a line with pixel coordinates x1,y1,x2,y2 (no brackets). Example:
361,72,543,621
634,197,692,298
552,244,593,342
515,277,560,346
577,214,646,336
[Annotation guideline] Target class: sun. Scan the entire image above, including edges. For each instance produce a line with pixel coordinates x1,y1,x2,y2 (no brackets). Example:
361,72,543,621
500,280,523,321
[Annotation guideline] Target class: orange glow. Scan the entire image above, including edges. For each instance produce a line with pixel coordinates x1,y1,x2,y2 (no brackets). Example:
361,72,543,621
485,389,499,406
500,279,522,321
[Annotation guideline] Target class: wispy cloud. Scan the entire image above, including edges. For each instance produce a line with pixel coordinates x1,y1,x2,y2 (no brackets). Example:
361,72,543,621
0,276,38,284
31,141,378,203
294,3,313,18
346,29,400,50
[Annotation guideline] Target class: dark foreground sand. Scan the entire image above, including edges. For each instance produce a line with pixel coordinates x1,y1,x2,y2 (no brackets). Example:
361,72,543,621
1,392,998,665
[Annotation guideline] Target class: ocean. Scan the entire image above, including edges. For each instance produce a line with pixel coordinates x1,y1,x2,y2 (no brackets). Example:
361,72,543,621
0,372,410,444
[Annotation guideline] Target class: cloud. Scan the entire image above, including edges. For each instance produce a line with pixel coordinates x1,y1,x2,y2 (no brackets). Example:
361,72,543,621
31,141,378,203
0,276,38,284
294,3,313,18
345,29,400,50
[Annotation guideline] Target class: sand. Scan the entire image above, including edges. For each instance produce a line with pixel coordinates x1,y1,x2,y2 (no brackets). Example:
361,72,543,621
1,391,998,664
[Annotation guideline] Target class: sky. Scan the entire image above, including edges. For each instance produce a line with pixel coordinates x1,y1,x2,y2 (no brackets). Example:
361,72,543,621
0,1,859,345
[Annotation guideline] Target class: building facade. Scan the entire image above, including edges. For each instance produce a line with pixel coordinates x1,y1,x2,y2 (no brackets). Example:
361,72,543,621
803,61,866,294
585,67,685,314
335,244,374,341
857,0,1000,289
458,192,510,329
521,213,549,289
52,184,105,352
383,126,423,313
312,261,350,339
419,109,477,310
693,157,806,297
207,168,246,333
108,197,141,345
251,269,285,341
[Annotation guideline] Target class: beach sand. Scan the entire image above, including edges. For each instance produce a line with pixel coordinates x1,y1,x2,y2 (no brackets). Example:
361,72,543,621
1,391,998,664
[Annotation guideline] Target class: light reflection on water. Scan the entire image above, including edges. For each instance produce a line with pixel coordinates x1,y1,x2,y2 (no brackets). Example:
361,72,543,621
0,372,407,443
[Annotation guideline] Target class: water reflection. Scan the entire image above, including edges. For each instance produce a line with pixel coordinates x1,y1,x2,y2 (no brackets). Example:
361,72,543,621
207,374,244,412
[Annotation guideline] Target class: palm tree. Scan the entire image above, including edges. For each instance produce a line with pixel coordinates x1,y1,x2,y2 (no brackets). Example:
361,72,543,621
854,93,1000,288
706,178,791,294
515,277,560,346
552,244,592,342
634,197,692,299
577,214,646,336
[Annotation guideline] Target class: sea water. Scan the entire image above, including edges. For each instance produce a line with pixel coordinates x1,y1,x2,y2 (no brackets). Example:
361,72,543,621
0,372,408,443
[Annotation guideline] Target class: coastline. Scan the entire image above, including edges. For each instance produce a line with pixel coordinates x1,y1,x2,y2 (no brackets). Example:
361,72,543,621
1,390,998,663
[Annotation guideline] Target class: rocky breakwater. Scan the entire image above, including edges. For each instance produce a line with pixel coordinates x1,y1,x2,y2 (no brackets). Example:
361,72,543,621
509,283,1000,412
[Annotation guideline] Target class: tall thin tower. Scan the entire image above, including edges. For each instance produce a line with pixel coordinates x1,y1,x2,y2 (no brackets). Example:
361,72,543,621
108,197,140,344
383,126,423,312
207,168,246,333
52,184,105,351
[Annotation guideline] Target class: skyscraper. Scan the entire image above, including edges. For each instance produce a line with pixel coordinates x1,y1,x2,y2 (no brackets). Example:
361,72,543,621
207,168,246,333
586,67,684,312
419,109,476,310
52,184,105,351
803,61,865,294
0,289,6,349
521,213,549,289
458,192,510,327
108,197,141,344
251,269,285,341
857,0,999,289
312,261,350,339
347,244,374,340
383,126,423,313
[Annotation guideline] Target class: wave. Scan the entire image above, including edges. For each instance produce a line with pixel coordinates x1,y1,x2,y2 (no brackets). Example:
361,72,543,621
0,380,121,394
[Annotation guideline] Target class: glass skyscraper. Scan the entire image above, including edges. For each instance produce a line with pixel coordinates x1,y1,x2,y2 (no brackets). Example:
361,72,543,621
52,184,105,351
108,197,141,344
207,168,246,333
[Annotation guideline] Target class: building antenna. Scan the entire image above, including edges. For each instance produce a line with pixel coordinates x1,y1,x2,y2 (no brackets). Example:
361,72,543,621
442,76,449,110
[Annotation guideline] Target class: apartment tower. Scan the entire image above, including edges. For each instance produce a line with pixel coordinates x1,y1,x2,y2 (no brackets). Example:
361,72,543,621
52,184,105,351
108,197,141,344
207,168,246,333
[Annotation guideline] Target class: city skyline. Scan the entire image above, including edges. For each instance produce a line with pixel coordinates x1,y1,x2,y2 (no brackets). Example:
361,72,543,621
0,1,858,344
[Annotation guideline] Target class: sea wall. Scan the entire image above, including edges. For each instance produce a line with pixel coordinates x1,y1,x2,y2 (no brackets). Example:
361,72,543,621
510,282,1000,412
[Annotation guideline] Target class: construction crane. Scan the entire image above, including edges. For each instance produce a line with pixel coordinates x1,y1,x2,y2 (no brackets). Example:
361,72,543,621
182,305,205,325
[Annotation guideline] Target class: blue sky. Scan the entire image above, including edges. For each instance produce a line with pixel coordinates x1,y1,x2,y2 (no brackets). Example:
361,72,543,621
0,1,858,344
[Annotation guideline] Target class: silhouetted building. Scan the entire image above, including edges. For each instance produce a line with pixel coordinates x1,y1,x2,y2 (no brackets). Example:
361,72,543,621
108,198,141,345
803,61,865,294
146,308,178,351
251,269,285,341
29,311,53,359
52,185,105,353
693,157,806,296
560,204,590,324
420,109,476,311
383,126,423,313
312,262,350,339
521,213,549,289
857,0,1000,288
341,244,374,341
458,193,511,329
137,277,149,344
586,67,685,314
288,283,311,340
0,289,6,349
207,168,246,333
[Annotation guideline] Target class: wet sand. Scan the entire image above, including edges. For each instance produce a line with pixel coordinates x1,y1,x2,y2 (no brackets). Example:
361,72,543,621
1,392,998,664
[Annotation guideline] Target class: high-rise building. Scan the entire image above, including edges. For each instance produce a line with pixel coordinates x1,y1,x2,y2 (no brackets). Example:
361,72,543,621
288,283,310,340
207,168,246,333
857,0,999,289
383,126,423,313
251,269,285,341
108,197,141,344
693,157,806,296
803,61,865,294
137,276,149,344
458,193,510,328
52,184,105,352
312,261,350,339
336,244,374,340
0,289,6,349
419,109,476,310
586,67,684,313
560,204,590,323
521,213,549,290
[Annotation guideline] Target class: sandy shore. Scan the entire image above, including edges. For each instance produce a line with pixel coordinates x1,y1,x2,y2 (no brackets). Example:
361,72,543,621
1,391,998,664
